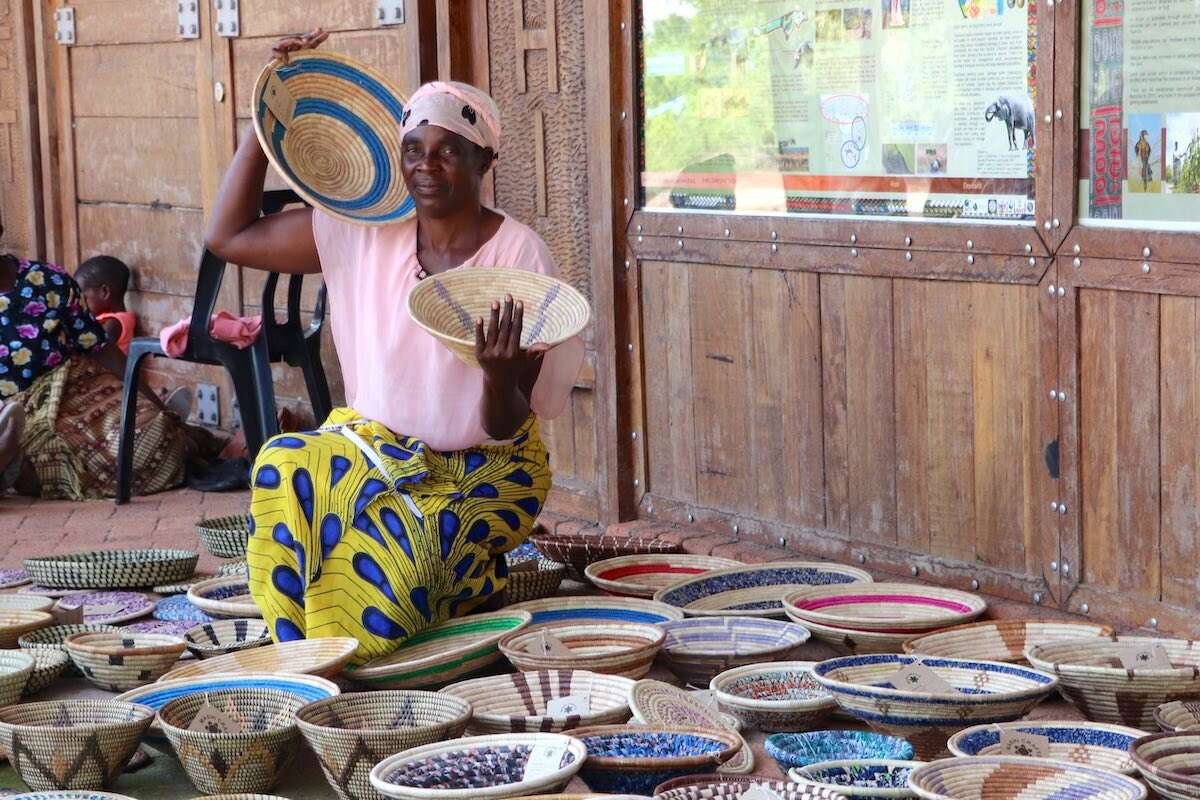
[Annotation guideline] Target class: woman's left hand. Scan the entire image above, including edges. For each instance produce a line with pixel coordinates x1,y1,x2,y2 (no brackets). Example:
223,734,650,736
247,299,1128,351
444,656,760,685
475,295,547,389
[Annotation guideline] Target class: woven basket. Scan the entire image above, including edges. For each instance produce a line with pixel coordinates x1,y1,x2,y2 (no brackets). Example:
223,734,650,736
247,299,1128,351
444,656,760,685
0,699,155,791
710,661,837,732
1156,700,1200,732
252,51,414,226
161,637,359,681
813,654,1059,758
0,650,33,707
0,594,54,613
297,691,471,800
528,531,681,583
64,631,186,691
22,648,69,697
903,620,1115,662
346,611,530,690
949,720,1142,775
765,730,915,770
659,616,812,687
627,679,755,774
187,575,262,619
407,268,591,369
790,759,925,799
584,554,742,598
907,756,1147,800
160,688,305,795
185,619,272,659
570,724,741,796
500,559,566,606
218,561,249,576
506,595,684,629
1024,636,1200,729
23,549,198,590
795,617,929,655
783,583,987,632
655,562,874,619
439,669,634,734
499,622,665,678
368,731,586,799
18,623,122,677
154,573,217,596
654,774,849,800
0,610,52,649
1131,731,1200,799
196,516,253,560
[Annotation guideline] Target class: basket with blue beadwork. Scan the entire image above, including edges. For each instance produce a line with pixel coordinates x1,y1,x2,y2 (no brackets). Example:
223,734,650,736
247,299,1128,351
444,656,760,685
252,51,415,226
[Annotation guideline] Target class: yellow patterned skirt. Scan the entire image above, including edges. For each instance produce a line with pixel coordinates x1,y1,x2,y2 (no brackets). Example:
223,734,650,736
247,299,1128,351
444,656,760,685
247,407,550,664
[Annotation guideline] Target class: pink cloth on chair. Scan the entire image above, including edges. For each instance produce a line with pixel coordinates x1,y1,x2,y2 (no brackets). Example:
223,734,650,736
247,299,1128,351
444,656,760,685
159,311,263,357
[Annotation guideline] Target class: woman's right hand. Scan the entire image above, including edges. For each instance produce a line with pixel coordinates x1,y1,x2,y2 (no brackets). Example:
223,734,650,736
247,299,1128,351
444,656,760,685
272,28,329,63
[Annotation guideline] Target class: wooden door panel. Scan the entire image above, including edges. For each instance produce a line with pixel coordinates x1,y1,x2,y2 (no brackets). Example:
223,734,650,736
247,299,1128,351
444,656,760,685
77,205,204,298
74,117,202,207
71,43,197,118
235,1,380,38
69,0,182,46
1160,296,1200,610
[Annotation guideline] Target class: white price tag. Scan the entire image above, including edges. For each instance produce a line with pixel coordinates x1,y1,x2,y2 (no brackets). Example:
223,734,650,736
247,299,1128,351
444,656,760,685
546,693,590,716
1118,644,1174,670
689,689,720,712
996,730,1052,758
885,662,956,694
522,744,566,781
741,784,785,800
187,700,245,734
529,630,573,657
86,602,126,617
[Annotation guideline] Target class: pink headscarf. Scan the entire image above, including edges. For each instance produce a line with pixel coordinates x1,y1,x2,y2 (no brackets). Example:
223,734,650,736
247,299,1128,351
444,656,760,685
401,81,501,156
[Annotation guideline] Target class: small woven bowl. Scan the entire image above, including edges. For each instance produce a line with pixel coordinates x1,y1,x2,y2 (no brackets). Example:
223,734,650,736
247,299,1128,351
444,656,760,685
907,756,1147,800
499,622,665,678
800,617,936,656
0,610,53,648
949,720,1143,775
17,623,122,677
0,650,33,706
659,616,812,687
407,268,591,369
654,774,849,800
584,554,741,598
528,531,681,583
22,648,69,696
1024,636,1200,729
187,575,261,619
0,594,55,613
0,699,155,790
765,731,914,770
161,637,359,681
439,669,635,734
23,549,198,590
903,620,1115,663
196,515,252,559
369,731,586,799
297,691,472,800
790,759,926,798
572,724,741,796
1156,700,1200,732
783,583,986,633
710,661,837,732
1131,731,1200,800
64,631,186,691
501,559,566,606
185,619,272,659
159,688,306,795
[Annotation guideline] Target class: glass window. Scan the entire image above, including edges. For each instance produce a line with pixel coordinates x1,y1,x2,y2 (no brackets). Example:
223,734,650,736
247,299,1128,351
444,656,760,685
1078,0,1200,230
639,0,1038,223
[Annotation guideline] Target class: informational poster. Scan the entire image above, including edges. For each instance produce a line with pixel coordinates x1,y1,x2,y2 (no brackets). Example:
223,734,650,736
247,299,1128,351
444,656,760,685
1079,0,1200,229
640,0,1037,222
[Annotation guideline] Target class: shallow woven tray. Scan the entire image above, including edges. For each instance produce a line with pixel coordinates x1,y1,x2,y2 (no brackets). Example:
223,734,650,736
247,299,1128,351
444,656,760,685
501,558,566,606
161,637,359,681
765,730,915,770
1025,636,1200,729
654,775,848,800
949,720,1143,775
1156,700,1200,732
439,669,635,734
710,661,838,733
346,610,531,689
659,616,812,687
23,549,198,590
297,690,471,800
628,679,754,774
22,648,69,697
408,268,591,369
903,619,1115,662
529,530,682,582
813,654,1059,758
571,724,742,795
0,568,30,589
783,582,987,632
1131,731,1200,799
187,575,261,619
369,731,586,799
160,688,305,795
0,610,52,648
0,699,155,792
655,562,874,618
59,591,154,626
907,755,1147,800
185,619,272,659
506,595,684,628
64,631,186,691
499,621,665,678
790,759,925,799
794,616,929,655
196,515,252,559
585,554,742,598
0,594,54,613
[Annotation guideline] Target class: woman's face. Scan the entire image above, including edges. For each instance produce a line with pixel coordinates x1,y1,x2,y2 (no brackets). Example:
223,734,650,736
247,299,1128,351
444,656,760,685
401,126,491,218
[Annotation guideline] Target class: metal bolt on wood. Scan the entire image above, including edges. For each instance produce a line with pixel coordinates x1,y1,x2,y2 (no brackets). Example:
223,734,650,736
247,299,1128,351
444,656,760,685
1058,503,1068,514
623,260,630,271
1044,221,1052,230
771,243,778,253
626,343,633,352
1050,500,1059,510
1053,218,1061,228
1047,284,1056,295
677,225,683,234
1150,617,1159,627
1055,109,1063,120
851,248,858,257
724,228,731,237
1033,592,1043,604
620,21,626,30
623,197,629,207
1081,603,1089,613
1142,263,1151,273
905,236,912,246
1143,246,1152,257
633,478,639,487
1062,562,1070,575
1043,114,1051,124
771,230,778,240
858,553,867,563
637,235,643,243
1049,389,1057,399
905,251,912,261
1058,391,1067,401
620,111,627,121
967,255,974,265
970,579,980,590
637,224,643,233
910,566,919,576
733,525,740,535
1073,257,1081,268
1057,286,1065,297
850,234,858,243
1025,243,1033,253
966,239,974,250
677,239,684,249
631,431,638,440
1031,258,1039,268
778,536,786,547
1051,561,1058,572
1073,243,1081,254
687,514,695,523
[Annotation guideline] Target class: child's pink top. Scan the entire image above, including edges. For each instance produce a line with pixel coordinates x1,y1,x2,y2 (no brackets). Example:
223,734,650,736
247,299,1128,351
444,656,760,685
312,208,585,451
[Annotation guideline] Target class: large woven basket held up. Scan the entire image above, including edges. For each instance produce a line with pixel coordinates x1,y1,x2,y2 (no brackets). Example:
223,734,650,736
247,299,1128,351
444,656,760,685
196,516,252,560
407,268,591,368
252,51,414,226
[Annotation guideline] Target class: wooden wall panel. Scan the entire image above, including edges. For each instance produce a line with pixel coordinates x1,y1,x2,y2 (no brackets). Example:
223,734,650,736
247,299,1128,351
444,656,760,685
74,117,202,207
0,0,43,258
70,43,196,118
1160,296,1200,610
76,204,203,297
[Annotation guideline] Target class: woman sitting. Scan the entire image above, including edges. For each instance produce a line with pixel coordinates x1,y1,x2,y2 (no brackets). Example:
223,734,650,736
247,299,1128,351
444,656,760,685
205,30,584,663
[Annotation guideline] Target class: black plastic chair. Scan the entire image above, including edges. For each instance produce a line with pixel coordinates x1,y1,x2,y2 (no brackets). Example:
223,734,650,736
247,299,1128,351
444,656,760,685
115,189,331,504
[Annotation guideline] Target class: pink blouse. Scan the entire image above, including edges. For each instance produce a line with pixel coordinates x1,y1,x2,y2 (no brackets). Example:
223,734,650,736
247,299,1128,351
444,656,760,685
311,209,585,451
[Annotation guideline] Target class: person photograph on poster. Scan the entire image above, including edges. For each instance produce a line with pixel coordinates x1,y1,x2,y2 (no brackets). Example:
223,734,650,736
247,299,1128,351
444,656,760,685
1165,113,1200,194
816,10,845,42
1126,114,1163,193
882,0,910,29
843,7,873,39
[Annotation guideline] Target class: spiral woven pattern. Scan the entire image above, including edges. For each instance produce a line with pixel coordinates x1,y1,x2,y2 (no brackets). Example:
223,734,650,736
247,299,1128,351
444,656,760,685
64,632,186,691
187,575,262,619
907,756,1147,800
196,516,252,560
185,619,272,659
440,669,634,734
783,583,987,632
659,616,811,687
499,622,665,678
407,268,591,368
252,52,414,226
23,549,198,590
903,620,1114,662
506,595,684,629
710,661,837,732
